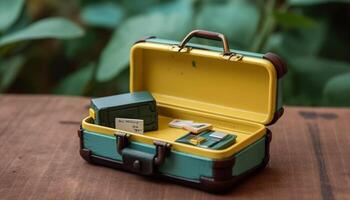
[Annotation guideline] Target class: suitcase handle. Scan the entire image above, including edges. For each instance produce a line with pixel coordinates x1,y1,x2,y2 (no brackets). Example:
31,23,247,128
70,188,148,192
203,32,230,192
115,132,171,175
178,30,231,55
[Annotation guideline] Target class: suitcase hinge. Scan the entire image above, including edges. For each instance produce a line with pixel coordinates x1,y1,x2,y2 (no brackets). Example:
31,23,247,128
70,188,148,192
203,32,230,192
170,45,192,53
223,53,243,61
115,132,130,154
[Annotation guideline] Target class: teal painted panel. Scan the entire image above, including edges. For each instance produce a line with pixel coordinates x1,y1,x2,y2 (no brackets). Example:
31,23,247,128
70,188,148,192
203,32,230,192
83,130,267,180
232,137,265,176
159,150,212,179
83,130,213,180
83,130,122,160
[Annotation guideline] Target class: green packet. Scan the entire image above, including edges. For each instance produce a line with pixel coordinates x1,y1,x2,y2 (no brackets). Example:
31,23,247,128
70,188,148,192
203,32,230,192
90,91,157,131
175,130,237,150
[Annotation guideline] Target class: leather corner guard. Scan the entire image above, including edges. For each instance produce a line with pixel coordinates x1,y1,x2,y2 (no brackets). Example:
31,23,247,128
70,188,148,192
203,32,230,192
263,52,288,78
262,129,272,166
77,126,84,150
80,149,92,163
134,36,156,45
77,127,93,163
211,157,236,181
267,107,284,126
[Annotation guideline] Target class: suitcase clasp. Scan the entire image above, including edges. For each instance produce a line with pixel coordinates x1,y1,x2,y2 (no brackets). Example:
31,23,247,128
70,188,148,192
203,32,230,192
153,140,171,166
114,132,171,175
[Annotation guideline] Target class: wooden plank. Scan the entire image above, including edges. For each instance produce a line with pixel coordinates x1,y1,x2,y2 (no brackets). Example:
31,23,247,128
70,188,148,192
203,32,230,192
0,95,349,200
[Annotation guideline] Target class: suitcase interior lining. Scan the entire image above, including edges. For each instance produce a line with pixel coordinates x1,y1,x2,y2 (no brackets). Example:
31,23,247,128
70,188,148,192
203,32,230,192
82,104,265,159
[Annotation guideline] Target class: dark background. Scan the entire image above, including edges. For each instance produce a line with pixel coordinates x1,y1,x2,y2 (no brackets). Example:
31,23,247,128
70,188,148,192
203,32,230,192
0,0,349,106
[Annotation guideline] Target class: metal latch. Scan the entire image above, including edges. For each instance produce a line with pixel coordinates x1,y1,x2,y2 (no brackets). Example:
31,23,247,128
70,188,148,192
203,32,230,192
222,53,243,61
170,45,192,53
115,132,171,175
121,148,155,175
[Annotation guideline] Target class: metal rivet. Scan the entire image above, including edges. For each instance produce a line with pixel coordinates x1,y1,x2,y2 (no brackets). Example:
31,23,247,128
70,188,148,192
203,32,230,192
133,160,141,170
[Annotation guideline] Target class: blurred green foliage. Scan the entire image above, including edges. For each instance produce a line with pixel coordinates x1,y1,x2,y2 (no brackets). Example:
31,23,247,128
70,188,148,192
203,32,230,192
0,0,349,106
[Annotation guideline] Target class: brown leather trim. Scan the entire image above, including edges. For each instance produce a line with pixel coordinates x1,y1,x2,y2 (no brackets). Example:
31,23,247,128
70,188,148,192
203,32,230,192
262,129,272,165
80,149,92,163
89,153,124,168
212,156,235,168
134,36,156,45
77,126,84,150
198,160,269,193
267,107,284,126
114,132,129,154
78,127,92,163
153,141,171,166
211,157,235,181
263,52,288,78
179,30,231,55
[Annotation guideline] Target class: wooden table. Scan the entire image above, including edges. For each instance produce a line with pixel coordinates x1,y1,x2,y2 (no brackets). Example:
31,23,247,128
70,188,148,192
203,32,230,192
0,95,349,200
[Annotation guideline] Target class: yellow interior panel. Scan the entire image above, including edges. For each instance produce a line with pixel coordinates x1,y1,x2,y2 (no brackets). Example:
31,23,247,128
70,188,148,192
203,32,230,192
82,99,266,159
82,112,265,159
130,42,277,125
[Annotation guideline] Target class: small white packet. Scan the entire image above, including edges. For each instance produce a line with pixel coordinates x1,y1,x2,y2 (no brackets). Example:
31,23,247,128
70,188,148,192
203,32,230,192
209,131,228,139
183,123,212,134
168,119,193,129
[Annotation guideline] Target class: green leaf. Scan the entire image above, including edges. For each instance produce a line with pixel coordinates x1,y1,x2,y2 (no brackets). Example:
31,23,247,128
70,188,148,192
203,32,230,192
323,73,350,106
264,22,327,59
288,0,350,6
273,11,316,29
196,0,260,49
81,2,124,29
53,63,94,95
0,17,85,47
282,68,297,101
121,0,159,14
96,0,193,81
290,57,350,105
114,68,129,93
0,0,25,31
63,30,98,58
319,27,350,61
0,55,25,92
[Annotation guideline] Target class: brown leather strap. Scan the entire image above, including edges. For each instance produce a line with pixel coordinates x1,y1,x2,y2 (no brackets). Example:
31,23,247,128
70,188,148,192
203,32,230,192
179,30,232,55
153,141,171,166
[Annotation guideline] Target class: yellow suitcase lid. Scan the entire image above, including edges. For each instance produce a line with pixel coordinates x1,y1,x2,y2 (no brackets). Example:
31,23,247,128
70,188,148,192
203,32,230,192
130,30,286,125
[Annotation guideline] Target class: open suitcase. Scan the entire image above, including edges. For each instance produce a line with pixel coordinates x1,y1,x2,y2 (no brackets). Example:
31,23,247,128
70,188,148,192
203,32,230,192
78,30,287,193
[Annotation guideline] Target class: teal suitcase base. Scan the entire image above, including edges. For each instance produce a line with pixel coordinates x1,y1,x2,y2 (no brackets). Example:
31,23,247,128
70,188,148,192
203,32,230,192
77,127,271,193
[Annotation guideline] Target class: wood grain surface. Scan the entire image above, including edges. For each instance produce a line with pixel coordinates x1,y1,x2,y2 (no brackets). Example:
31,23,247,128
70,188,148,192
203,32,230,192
0,95,349,200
